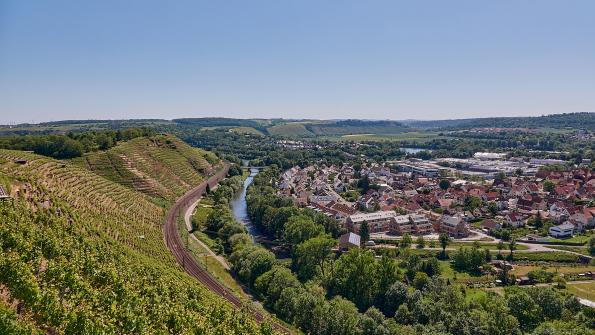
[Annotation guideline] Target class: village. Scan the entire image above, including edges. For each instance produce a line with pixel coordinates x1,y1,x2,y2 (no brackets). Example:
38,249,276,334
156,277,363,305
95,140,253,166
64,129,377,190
277,154,595,248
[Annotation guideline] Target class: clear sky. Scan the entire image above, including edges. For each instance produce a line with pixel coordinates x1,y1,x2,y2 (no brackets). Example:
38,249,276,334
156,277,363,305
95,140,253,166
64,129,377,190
1,0,594,123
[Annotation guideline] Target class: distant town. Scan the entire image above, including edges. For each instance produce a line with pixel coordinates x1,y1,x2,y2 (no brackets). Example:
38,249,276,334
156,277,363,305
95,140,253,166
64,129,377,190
278,152,594,245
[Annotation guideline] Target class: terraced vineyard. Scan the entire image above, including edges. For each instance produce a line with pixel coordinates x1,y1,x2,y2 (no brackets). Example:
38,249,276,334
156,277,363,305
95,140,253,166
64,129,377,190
71,134,219,200
0,146,274,333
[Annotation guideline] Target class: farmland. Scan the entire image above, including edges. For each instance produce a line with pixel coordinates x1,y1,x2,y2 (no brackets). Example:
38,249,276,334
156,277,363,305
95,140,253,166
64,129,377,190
0,138,272,333
71,134,219,201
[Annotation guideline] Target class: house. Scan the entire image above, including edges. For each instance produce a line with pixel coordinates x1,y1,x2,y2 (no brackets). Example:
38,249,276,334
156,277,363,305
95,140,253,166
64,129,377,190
440,215,470,238
549,223,574,238
584,208,595,228
339,232,361,250
549,203,570,223
358,195,376,210
481,219,502,233
506,213,525,228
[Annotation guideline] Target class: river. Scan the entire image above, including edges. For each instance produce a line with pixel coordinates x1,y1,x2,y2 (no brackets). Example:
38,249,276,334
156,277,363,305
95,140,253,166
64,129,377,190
230,167,263,237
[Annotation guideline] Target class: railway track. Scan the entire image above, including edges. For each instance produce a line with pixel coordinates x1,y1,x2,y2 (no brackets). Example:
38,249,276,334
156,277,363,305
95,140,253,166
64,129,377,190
163,164,291,334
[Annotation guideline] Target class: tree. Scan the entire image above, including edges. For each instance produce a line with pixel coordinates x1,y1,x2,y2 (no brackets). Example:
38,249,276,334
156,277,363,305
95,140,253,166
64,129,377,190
400,233,412,249
383,281,408,316
543,180,555,193
394,304,413,325
294,236,336,280
507,290,542,332
311,297,361,335
439,179,451,190
254,266,300,308
534,211,543,228
360,307,391,335
531,288,563,320
412,272,429,291
359,221,370,244
421,257,441,277
375,256,399,303
205,183,211,194
488,201,499,215
415,235,425,249
497,240,504,255
508,239,517,261
227,164,243,177
465,195,482,211
329,249,379,310
589,236,595,256
483,296,521,335
439,233,450,258
283,215,323,247
231,246,276,287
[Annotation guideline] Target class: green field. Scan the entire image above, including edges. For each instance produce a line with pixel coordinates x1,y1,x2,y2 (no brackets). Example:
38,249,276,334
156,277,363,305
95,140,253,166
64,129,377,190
230,126,265,136
510,264,595,277
323,131,445,142
266,122,314,136
545,234,592,245
566,282,595,301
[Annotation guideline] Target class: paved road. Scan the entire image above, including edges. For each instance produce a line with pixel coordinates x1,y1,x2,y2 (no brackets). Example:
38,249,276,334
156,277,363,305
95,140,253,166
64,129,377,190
163,164,290,334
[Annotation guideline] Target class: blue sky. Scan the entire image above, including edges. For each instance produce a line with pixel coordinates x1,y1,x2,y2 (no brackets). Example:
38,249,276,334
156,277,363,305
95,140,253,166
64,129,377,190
1,0,594,123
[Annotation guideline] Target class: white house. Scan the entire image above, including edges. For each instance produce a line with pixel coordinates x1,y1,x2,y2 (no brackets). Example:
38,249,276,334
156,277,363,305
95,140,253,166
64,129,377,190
506,213,525,228
549,223,574,238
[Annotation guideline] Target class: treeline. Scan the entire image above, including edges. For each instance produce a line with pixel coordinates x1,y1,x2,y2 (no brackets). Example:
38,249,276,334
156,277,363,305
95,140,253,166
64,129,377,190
406,112,595,131
0,127,154,159
305,120,410,135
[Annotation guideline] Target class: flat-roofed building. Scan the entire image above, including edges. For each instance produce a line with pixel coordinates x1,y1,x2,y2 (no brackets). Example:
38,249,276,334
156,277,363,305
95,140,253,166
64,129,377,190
390,214,434,235
346,211,397,233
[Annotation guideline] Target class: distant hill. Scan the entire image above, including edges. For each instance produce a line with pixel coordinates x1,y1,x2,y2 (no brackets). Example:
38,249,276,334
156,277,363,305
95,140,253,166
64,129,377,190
305,120,409,136
0,148,265,333
71,134,219,200
173,117,268,132
402,112,595,130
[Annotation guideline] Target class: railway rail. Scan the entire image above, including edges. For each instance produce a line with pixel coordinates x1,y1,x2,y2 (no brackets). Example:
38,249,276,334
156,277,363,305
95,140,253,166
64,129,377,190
163,163,291,333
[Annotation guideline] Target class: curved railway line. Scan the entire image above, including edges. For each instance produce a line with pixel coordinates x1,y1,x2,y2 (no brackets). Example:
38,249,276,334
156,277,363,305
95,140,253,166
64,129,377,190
163,164,291,334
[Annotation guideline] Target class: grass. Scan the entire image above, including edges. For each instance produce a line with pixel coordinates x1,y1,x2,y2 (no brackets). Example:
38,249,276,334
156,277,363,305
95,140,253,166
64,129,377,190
230,126,265,136
266,123,314,136
566,282,595,301
511,264,595,277
438,261,482,283
192,198,214,231
547,245,591,256
448,241,529,251
545,234,591,245
512,251,582,263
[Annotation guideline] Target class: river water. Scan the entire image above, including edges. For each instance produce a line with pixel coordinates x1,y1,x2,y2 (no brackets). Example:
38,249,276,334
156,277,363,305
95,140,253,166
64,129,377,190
230,167,263,237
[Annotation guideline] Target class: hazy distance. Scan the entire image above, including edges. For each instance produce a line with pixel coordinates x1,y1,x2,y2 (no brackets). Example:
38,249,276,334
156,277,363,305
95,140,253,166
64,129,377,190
1,0,594,123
